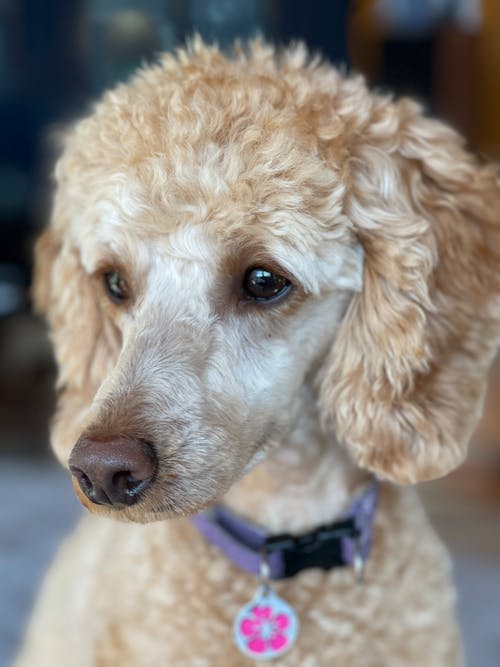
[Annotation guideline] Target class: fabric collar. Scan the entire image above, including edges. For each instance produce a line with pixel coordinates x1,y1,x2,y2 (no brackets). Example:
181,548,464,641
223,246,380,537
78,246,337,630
192,480,378,580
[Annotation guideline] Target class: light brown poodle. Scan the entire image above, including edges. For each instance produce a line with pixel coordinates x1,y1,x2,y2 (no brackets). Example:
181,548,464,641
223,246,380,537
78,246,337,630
18,40,500,666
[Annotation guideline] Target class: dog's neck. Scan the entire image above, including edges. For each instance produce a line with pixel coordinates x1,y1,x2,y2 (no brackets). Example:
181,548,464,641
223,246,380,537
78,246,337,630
224,387,370,534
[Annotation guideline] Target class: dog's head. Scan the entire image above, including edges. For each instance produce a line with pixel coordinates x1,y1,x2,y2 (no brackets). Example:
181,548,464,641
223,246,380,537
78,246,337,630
35,41,500,521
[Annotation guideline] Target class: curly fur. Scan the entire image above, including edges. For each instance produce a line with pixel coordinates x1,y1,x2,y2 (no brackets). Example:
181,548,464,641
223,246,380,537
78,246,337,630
18,39,500,666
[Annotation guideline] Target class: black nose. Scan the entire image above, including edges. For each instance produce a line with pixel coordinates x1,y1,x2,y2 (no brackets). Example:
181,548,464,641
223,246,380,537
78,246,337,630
69,436,157,507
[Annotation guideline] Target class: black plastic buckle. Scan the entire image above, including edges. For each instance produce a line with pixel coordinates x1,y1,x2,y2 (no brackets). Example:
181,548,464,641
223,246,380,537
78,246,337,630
264,518,360,578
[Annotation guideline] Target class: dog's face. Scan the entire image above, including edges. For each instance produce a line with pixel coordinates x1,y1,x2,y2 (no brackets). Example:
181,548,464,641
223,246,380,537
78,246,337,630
61,158,362,520
35,41,500,521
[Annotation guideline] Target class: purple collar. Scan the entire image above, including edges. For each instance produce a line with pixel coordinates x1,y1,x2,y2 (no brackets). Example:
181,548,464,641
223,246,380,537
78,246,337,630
192,481,378,580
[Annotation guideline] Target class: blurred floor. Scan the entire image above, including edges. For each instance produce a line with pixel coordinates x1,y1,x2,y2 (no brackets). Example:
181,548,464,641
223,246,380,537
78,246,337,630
0,316,499,666
0,463,80,667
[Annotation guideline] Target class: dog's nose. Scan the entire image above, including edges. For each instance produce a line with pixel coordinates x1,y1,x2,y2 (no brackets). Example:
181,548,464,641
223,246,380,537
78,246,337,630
69,437,157,507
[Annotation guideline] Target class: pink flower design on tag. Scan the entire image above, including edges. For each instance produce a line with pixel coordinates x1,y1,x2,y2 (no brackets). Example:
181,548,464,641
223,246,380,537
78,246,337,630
233,587,299,659
239,604,291,655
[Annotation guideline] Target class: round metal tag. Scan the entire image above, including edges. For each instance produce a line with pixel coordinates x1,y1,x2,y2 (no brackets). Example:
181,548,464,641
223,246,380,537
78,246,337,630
233,585,299,661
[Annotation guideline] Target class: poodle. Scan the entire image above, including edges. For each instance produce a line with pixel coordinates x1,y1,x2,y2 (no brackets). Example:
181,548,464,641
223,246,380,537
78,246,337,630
17,40,500,666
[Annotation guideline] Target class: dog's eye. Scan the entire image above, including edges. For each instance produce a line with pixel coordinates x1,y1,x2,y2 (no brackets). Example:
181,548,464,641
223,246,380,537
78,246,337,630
103,270,130,303
243,267,291,302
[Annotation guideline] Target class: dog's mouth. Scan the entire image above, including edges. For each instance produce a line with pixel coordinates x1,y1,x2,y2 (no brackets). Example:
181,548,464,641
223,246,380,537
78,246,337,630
68,426,278,522
70,471,227,524
68,447,232,522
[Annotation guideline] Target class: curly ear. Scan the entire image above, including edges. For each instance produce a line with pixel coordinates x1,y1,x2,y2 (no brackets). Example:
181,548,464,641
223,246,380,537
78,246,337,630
319,98,500,483
33,223,121,461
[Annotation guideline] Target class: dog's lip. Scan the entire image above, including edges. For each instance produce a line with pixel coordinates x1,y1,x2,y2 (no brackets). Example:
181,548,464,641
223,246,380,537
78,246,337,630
70,479,223,523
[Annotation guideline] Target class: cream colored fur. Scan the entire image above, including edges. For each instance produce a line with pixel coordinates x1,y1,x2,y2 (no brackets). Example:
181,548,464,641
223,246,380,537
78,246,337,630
17,39,500,666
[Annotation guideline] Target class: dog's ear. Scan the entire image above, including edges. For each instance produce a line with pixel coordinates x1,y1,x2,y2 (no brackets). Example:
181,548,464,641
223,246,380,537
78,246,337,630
318,97,500,483
33,225,120,396
33,219,122,462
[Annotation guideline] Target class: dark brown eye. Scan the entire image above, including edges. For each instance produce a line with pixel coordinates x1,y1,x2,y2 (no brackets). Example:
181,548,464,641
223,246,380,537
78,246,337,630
243,267,291,302
103,270,130,303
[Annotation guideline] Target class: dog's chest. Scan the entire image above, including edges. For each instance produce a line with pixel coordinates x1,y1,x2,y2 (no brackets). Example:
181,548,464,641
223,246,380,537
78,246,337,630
88,518,382,666
25,491,462,667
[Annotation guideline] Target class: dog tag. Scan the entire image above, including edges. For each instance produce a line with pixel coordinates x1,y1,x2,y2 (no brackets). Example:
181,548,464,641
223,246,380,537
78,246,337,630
233,584,299,661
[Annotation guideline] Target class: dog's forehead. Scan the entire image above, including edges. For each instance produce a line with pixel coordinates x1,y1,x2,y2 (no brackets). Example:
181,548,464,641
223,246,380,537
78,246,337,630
62,47,325,176
59,48,351,247
58,50,362,294
74,157,359,297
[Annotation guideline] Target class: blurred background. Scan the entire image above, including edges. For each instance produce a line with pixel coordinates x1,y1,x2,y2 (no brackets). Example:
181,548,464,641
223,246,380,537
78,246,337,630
0,0,499,665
